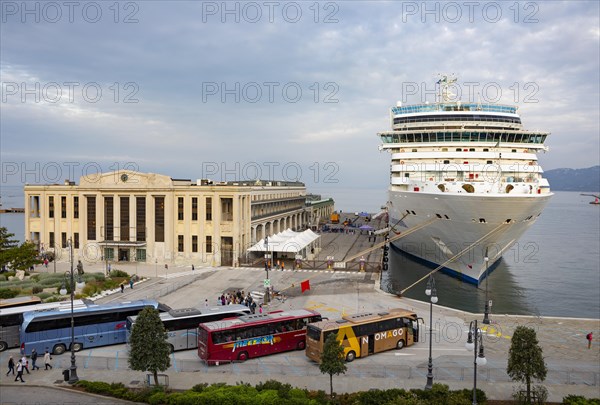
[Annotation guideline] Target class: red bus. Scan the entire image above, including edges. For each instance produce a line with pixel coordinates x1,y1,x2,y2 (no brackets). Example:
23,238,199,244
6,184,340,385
197,309,322,364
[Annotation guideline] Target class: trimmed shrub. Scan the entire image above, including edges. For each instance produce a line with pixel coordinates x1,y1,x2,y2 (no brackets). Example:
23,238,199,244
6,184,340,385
0,288,20,299
110,269,129,278
31,284,44,294
563,395,600,405
36,292,52,300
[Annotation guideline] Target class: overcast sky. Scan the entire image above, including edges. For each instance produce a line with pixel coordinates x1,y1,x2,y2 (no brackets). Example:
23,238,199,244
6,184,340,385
1,1,599,211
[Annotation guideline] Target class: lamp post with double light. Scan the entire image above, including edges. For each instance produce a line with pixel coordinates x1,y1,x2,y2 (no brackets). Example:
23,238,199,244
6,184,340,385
59,238,82,384
424,275,438,390
465,320,487,405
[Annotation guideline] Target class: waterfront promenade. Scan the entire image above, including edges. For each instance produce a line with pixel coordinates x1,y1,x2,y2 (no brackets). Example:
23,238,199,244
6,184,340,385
1,248,598,402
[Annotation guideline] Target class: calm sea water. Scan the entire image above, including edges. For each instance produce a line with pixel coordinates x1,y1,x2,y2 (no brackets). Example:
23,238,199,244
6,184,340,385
2,186,599,318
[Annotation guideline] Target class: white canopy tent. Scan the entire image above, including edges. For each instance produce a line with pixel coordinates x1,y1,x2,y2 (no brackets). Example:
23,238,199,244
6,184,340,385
247,228,321,259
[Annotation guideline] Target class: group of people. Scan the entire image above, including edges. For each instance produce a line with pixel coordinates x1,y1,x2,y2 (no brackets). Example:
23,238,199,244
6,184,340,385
6,349,53,383
218,290,262,314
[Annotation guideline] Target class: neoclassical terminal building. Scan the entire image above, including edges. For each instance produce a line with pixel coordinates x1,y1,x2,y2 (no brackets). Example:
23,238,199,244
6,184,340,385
24,171,326,268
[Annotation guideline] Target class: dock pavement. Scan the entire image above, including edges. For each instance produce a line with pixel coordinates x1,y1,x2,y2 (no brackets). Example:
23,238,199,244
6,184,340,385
1,244,599,402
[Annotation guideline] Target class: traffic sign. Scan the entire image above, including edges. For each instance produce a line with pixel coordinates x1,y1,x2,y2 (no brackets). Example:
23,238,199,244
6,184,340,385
264,279,271,288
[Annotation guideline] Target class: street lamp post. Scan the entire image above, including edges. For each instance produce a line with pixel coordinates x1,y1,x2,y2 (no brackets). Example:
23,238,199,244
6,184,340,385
264,236,270,304
482,249,490,324
424,275,438,390
465,320,487,405
59,238,79,384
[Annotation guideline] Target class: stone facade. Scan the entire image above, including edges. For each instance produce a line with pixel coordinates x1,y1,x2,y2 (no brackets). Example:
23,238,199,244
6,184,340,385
24,171,309,268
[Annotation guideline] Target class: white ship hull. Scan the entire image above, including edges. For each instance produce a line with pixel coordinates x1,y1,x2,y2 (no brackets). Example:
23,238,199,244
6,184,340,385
388,189,552,284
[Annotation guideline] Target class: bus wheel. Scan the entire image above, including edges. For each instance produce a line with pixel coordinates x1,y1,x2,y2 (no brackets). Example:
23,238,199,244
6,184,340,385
53,344,67,355
168,344,175,353
0,341,8,352
396,339,405,350
297,340,305,350
345,351,356,362
237,351,249,362
72,343,83,352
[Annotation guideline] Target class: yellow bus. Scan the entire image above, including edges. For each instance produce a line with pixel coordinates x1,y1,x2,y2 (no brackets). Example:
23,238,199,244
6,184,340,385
305,308,421,362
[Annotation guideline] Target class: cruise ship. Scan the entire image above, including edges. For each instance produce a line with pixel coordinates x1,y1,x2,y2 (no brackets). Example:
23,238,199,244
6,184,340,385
378,77,553,284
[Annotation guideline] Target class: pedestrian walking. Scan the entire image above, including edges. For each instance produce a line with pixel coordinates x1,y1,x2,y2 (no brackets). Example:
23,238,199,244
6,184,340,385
6,356,15,376
14,360,25,382
129,278,134,289
192,264,195,271
20,355,30,374
587,332,593,349
107,263,111,275
204,299,209,307
30,349,40,370
44,350,53,370
120,283,124,293
259,304,263,314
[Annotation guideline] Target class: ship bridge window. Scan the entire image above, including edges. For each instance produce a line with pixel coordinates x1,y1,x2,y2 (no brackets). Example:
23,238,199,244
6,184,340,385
442,148,448,152
412,149,417,152
487,160,493,164
443,160,450,164
483,148,489,152
456,148,462,151
511,149,517,152
469,148,475,152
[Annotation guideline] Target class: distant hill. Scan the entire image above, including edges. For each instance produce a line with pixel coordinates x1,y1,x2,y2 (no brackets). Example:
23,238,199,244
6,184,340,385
544,166,600,192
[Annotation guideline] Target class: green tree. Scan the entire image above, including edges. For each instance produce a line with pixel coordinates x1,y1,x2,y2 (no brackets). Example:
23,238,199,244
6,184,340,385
0,227,41,270
0,227,19,269
127,307,171,386
319,333,347,398
507,325,547,404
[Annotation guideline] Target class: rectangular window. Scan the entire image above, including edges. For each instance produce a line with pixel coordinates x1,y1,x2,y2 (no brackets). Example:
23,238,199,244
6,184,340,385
177,197,184,221
104,196,114,241
61,232,67,248
74,232,79,249
73,196,79,219
178,235,184,252
49,196,54,218
105,248,114,260
192,197,198,221
49,232,55,248
155,196,164,242
87,196,96,240
61,196,67,218
120,196,129,241
206,235,212,253
136,197,146,242
192,235,198,252
206,197,212,221
221,198,233,222
136,249,146,262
